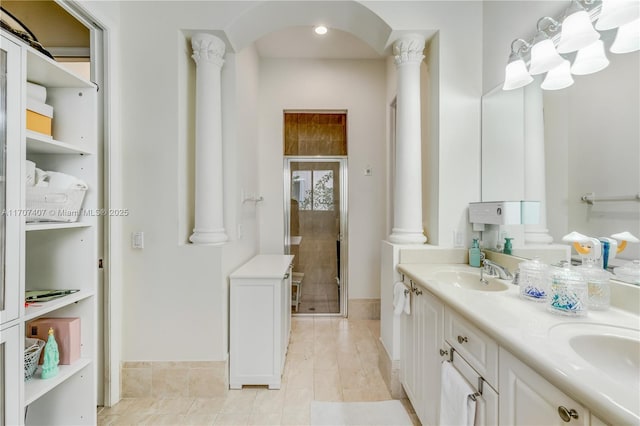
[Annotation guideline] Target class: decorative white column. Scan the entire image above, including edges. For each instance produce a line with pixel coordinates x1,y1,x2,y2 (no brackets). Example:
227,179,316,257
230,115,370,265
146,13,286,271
189,33,228,245
389,34,427,244
523,81,553,244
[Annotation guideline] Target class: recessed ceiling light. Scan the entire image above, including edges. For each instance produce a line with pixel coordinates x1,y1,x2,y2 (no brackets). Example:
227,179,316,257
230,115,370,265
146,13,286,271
314,25,328,35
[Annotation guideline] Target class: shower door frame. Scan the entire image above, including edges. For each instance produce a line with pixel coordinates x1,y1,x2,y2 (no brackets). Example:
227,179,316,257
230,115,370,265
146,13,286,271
284,157,348,317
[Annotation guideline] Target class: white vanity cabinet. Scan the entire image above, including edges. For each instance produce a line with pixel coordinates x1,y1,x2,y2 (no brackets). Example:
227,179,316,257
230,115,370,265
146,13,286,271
400,280,444,426
229,254,294,390
499,348,589,426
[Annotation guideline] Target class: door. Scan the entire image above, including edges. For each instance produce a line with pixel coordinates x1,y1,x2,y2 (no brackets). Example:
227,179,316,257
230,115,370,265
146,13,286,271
284,158,347,315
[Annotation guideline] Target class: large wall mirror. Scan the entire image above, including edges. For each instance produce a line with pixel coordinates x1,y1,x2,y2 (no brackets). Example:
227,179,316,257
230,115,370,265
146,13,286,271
481,50,640,266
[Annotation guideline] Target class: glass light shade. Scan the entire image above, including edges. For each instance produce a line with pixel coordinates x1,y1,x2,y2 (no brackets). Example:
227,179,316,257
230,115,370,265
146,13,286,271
596,0,640,30
571,40,610,75
529,34,566,75
557,10,601,53
611,19,640,53
541,60,574,90
503,56,534,90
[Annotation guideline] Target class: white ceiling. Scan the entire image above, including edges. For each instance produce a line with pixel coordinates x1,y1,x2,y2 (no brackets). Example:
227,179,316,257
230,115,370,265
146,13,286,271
254,26,384,59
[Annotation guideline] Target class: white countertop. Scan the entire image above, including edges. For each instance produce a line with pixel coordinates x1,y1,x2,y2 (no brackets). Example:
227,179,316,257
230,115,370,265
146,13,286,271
397,263,640,425
230,254,294,279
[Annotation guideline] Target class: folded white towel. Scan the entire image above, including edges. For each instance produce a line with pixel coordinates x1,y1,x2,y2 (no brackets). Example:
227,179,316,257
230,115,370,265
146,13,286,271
35,168,49,187
27,81,47,104
47,171,88,190
393,281,410,316
439,361,478,426
25,160,36,186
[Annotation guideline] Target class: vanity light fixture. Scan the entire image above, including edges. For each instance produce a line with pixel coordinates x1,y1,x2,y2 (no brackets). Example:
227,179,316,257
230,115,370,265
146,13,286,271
595,0,640,30
314,25,328,35
529,17,565,75
557,0,600,53
571,39,610,75
541,59,574,90
610,18,640,53
503,39,533,90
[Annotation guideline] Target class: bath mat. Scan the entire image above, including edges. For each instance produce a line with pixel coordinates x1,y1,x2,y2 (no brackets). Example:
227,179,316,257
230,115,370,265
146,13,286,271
310,400,413,426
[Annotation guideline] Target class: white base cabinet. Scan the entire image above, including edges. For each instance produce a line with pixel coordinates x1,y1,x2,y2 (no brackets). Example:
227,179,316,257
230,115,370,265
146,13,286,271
229,255,293,390
400,282,444,426
499,348,589,426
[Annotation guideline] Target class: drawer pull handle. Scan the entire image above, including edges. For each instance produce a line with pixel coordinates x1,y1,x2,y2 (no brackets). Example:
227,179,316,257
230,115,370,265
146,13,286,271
457,335,468,344
439,349,449,357
284,273,290,279
557,406,579,422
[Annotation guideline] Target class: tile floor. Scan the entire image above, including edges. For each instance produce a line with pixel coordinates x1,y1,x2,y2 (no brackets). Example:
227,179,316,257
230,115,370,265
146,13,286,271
98,317,418,425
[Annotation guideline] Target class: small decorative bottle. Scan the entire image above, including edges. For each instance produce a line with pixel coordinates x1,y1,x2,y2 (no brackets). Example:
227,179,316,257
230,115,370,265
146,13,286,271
41,327,60,379
503,237,513,255
469,238,481,267
577,258,611,310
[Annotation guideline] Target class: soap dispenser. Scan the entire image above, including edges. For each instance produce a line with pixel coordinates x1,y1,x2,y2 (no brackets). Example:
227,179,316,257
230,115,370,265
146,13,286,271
503,238,513,255
469,238,481,267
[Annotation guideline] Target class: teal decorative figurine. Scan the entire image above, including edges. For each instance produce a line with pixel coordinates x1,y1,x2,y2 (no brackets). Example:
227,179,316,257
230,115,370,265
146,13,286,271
41,327,60,379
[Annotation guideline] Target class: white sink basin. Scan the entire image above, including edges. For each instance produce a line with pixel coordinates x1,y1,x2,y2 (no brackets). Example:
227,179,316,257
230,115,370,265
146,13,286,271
549,323,640,385
433,270,509,292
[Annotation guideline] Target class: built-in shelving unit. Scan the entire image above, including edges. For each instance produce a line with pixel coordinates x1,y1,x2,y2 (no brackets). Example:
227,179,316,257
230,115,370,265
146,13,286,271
1,29,98,426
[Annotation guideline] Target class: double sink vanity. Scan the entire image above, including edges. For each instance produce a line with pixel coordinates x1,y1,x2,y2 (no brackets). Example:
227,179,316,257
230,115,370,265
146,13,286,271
396,260,639,425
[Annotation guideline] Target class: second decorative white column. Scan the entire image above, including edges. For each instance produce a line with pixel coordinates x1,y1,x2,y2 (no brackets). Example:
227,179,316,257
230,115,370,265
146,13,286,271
389,34,427,244
189,33,228,245
523,82,553,244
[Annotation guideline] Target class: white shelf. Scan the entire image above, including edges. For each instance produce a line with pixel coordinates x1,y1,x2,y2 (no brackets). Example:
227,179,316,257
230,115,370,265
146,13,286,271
26,48,95,89
25,358,92,405
26,222,91,232
24,290,94,322
26,131,93,155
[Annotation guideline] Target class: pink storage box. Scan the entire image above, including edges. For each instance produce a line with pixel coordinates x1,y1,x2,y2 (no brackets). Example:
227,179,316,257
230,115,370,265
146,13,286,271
26,317,81,365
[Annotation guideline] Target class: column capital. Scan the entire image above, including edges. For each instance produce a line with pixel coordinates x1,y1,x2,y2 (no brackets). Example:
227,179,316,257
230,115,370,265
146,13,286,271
393,34,426,66
191,33,226,67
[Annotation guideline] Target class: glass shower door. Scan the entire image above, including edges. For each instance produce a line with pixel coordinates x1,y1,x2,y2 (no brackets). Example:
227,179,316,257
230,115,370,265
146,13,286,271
286,159,346,314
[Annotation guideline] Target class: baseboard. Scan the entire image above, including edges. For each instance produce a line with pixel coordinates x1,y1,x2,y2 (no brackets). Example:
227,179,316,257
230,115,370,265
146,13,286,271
376,338,406,399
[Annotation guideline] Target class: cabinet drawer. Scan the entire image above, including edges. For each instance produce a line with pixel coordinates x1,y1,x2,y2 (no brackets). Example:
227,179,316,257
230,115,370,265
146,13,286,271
445,308,498,388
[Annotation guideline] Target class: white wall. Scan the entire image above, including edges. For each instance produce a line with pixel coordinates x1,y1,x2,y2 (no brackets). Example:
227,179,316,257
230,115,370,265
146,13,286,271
364,1,484,246
258,58,387,299
116,1,260,361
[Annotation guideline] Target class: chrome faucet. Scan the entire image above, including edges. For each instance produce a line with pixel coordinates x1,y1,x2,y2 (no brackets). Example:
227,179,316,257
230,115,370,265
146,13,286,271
483,259,513,280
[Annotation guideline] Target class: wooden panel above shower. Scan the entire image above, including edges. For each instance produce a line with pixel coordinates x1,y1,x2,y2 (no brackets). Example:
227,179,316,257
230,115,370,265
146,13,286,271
283,112,347,156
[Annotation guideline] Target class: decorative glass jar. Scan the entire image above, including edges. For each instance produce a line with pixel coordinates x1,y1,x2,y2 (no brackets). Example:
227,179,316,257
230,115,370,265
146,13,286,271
576,259,611,310
547,265,588,316
518,257,548,302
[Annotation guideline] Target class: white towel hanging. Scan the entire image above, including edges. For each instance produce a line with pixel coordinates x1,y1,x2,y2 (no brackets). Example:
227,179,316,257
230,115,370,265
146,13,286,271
393,281,410,315
439,361,478,426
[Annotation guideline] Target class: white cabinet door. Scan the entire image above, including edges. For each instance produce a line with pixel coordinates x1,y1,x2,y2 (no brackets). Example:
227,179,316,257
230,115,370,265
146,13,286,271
400,282,444,426
1,324,21,426
0,35,23,326
499,348,589,425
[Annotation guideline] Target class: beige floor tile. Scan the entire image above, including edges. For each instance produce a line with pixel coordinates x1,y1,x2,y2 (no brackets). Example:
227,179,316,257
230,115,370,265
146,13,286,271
188,398,227,415
150,398,195,414
253,388,286,413
247,411,283,425
284,367,313,390
182,413,218,426
313,383,343,402
280,408,310,426
213,412,250,426
338,367,369,390
283,387,313,412
313,369,340,389
221,390,257,413
98,398,138,415
313,354,339,370
336,352,362,370
143,414,186,425
99,413,153,426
